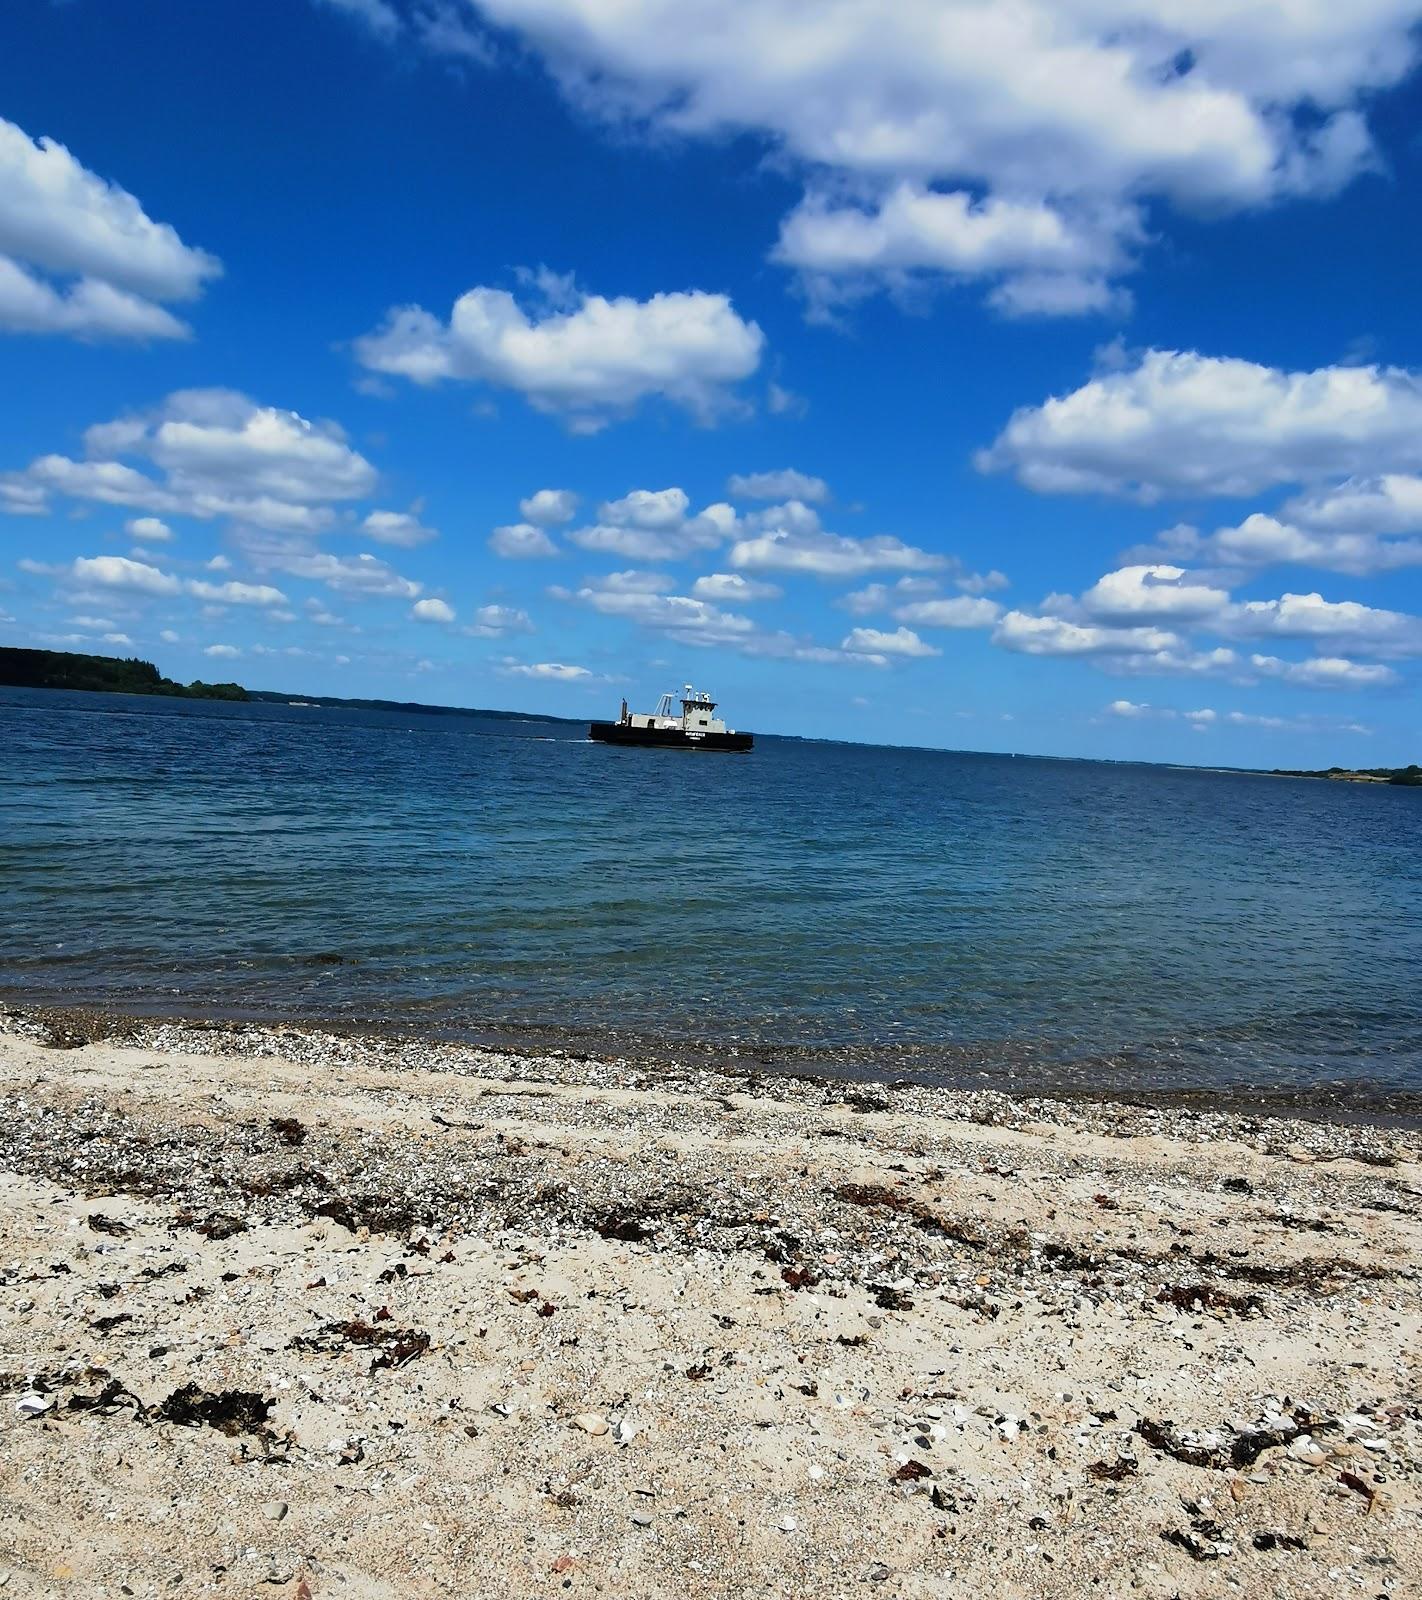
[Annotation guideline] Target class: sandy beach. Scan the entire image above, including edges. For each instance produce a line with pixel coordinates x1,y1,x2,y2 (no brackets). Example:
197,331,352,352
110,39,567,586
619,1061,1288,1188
0,1008,1418,1599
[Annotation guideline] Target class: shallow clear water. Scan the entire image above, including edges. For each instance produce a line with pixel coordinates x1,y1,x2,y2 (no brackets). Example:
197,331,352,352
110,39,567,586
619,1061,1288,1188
3,686,1420,1101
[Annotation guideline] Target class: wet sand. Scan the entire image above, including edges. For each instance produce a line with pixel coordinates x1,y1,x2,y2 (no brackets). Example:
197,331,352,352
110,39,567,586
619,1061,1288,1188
1,1011,1419,1598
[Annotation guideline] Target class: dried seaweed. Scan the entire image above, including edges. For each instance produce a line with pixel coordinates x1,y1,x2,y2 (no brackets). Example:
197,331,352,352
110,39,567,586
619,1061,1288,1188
1135,1414,1315,1471
833,1184,986,1249
314,1194,423,1235
1154,1283,1264,1316
1162,1524,1225,1561
290,1318,432,1372
1252,1531,1307,1551
151,1382,275,1436
871,1284,915,1311
66,1378,146,1418
243,1164,331,1197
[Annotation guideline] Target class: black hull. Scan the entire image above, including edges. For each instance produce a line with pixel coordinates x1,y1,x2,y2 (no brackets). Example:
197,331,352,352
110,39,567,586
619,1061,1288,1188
589,721,753,752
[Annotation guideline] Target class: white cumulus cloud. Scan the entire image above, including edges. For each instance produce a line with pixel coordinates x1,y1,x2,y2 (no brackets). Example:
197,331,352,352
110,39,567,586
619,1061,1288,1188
1105,645,1241,681
354,279,764,429
187,579,288,608
0,115,220,341
979,350,1422,501
489,521,559,559
690,572,781,603
0,259,191,340
1128,512,1422,579
894,596,1002,629
71,555,181,596
2,388,379,534
567,490,736,562
726,469,829,504
1102,700,1371,733
596,488,690,530
423,1,1414,315
126,516,172,543
730,502,945,579
57,554,291,612
1079,564,1230,623
1287,473,1422,536
1250,653,1398,689
993,611,1180,656
465,604,534,637
0,477,47,516
573,582,756,645
1221,591,1422,657
499,660,592,681
412,597,456,623
519,488,579,526
565,571,867,665
842,625,940,658
236,533,423,599
777,185,1136,319
362,509,437,546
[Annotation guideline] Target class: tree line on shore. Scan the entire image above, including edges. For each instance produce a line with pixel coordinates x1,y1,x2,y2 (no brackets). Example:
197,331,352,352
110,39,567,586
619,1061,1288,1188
1272,763,1422,786
0,646,248,701
0,644,577,724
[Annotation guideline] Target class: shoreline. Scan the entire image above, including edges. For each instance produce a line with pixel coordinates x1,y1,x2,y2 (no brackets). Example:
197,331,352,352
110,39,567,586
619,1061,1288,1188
1,1007,1419,1596
6,1000,1421,1127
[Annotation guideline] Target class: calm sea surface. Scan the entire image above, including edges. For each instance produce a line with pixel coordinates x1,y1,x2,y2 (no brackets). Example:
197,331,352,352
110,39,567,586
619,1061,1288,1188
3,686,1420,1105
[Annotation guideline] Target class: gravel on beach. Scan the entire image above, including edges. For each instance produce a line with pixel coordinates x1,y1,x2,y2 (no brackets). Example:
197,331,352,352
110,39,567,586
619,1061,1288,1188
1,1008,1418,1599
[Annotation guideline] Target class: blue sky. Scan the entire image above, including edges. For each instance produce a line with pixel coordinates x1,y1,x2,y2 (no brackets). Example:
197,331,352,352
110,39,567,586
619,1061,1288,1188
2,0,1422,763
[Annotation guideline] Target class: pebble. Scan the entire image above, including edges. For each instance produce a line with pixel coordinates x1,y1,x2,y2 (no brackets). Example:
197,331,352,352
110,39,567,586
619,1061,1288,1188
1288,1435,1329,1466
574,1413,610,1436
263,1502,288,1522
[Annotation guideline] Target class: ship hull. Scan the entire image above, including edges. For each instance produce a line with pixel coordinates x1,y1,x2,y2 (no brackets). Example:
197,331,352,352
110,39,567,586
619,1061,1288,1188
589,721,753,752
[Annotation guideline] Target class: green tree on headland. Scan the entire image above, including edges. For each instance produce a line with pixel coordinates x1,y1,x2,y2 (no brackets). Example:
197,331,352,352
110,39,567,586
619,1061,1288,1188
1271,760,1422,786
0,646,248,701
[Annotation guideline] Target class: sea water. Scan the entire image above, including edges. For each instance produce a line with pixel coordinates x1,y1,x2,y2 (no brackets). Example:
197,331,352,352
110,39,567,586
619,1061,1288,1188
3,686,1419,1104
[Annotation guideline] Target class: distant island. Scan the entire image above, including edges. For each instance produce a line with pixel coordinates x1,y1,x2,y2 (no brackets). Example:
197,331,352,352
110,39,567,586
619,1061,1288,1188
1271,764,1422,786
0,646,248,701
0,644,578,725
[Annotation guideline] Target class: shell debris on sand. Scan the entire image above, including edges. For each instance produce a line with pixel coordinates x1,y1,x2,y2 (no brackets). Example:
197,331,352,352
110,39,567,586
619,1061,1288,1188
0,1008,1418,1598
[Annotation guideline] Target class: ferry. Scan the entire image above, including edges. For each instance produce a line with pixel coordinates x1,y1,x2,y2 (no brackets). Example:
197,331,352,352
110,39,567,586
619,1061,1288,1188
589,686,753,753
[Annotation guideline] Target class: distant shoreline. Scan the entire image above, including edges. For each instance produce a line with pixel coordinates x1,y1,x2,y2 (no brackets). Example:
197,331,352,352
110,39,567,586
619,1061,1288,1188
0,649,581,727
5,649,1420,784
1266,763,1422,786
